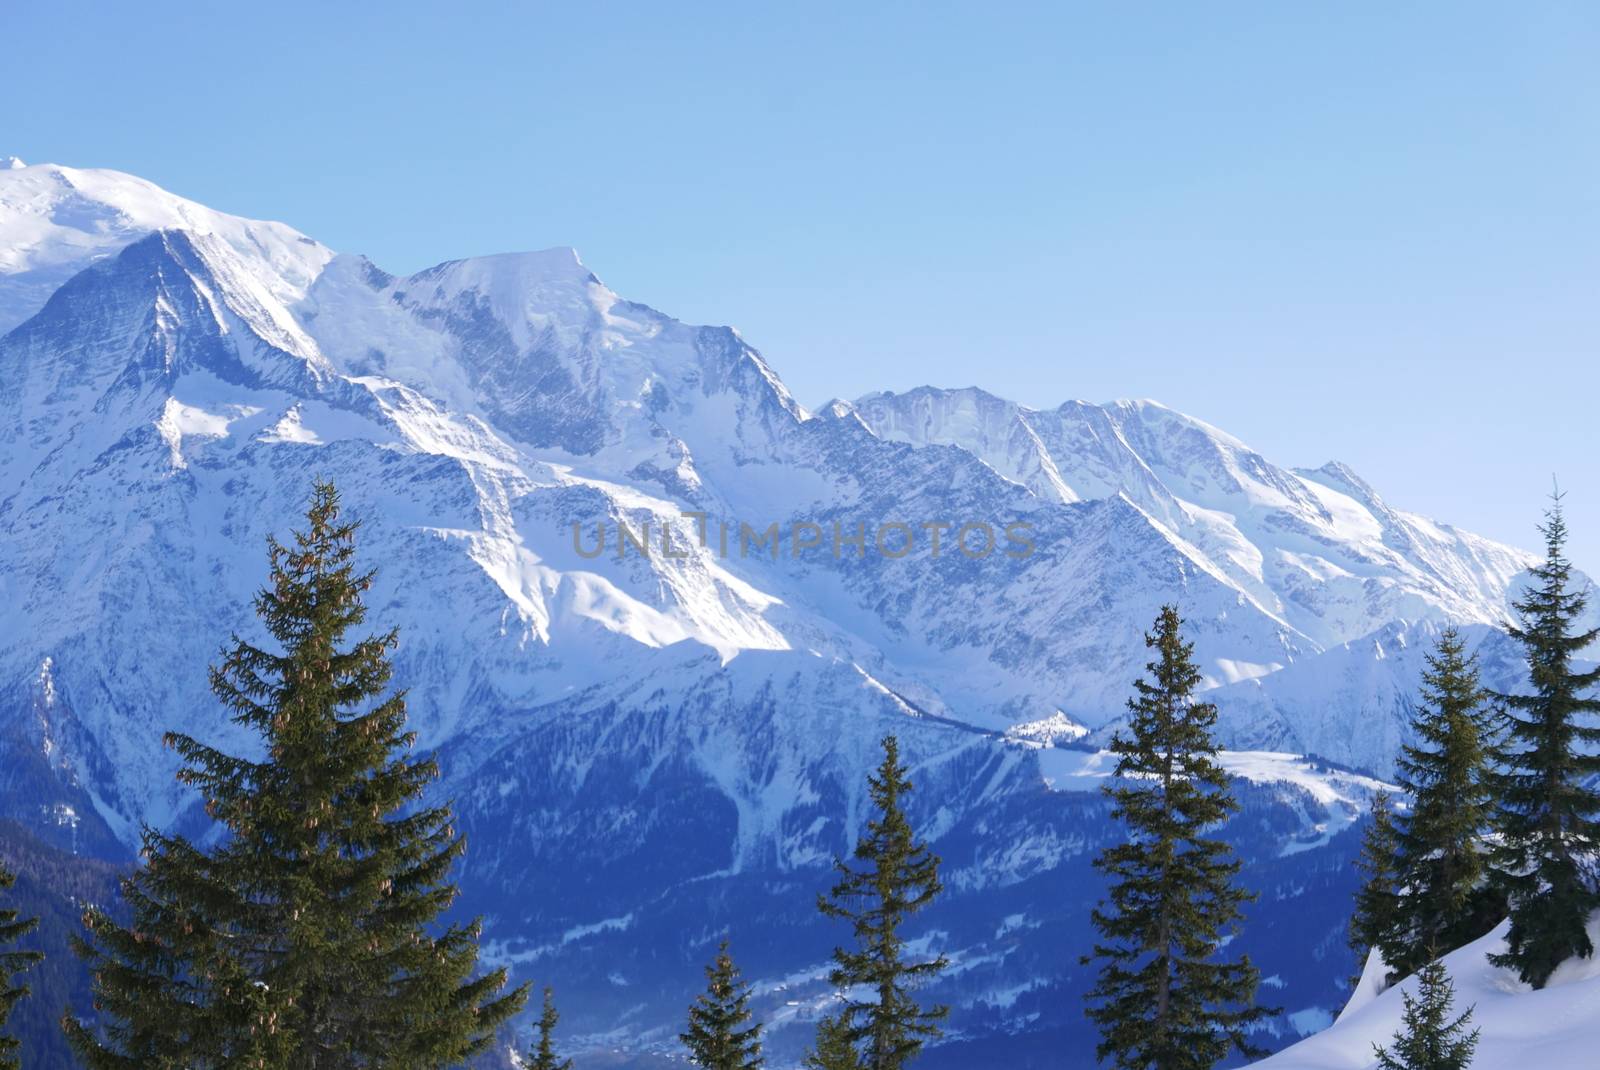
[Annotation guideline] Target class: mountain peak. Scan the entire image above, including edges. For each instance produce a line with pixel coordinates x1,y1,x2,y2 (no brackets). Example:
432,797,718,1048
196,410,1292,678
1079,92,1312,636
2,226,330,407
0,160,333,336
1,156,24,170
412,246,592,285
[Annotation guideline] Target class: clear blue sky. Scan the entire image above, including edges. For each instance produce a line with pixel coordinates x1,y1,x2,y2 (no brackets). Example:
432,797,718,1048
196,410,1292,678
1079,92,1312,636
7,1,1598,570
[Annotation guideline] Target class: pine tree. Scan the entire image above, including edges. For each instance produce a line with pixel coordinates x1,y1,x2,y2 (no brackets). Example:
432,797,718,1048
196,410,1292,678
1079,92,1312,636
680,940,762,1070
1084,605,1275,1070
803,1015,862,1070
527,986,573,1070
64,480,526,1068
1388,630,1497,979
1488,496,1600,988
1372,956,1479,1070
1350,790,1404,985
0,863,41,1070
818,735,948,1070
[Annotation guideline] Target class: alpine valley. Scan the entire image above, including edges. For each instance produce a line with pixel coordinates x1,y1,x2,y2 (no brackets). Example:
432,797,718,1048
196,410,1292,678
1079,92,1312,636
0,158,1577,1067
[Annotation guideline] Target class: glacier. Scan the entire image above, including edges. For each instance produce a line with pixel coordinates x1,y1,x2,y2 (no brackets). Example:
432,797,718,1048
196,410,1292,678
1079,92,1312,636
0,159,1565,1065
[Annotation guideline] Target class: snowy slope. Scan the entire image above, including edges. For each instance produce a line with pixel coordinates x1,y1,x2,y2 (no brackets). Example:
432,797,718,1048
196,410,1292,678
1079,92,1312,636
1258,916,1600,1069
1200,620,1538,775
1036,747,1392,855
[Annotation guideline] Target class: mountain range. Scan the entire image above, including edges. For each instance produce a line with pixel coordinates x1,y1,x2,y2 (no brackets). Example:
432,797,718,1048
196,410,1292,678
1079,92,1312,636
0,157,1574,1066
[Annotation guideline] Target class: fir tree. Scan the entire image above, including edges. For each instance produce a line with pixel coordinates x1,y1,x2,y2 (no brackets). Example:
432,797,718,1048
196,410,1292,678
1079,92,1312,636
0,863,41,1070
64,480,526,1068
1350,790,1404,985
1388,630,1497,979
1488,496,1600,988
680,940,762,1070
818,735,948,1070
528,986,573,1070
803,1015,863,1070
1084,605,1275,1070
1372,956,1479,1070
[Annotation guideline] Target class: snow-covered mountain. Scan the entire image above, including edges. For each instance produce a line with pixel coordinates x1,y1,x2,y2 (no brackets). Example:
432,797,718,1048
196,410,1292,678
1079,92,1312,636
0,160,1555,1065
851,387,1532,652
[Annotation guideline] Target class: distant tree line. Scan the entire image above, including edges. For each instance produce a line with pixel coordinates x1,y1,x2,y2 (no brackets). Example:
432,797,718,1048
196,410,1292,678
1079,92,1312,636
0,484,1594,1070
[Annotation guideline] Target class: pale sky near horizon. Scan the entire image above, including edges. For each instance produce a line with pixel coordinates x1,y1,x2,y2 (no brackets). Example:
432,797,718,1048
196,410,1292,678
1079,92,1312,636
6,1,1598,571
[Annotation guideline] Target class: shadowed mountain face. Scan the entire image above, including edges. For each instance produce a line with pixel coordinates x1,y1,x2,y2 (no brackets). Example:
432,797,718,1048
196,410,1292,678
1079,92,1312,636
0,819,126,1070
0,161,1554,1064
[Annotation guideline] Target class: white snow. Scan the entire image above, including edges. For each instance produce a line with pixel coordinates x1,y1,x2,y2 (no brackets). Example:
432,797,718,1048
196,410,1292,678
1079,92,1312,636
1035,747,1124,793
1258,916,1600,1070
1006,712,1091,746
1287,1007,1335,1037
0,159,333,334
1036,748,1393,854
853,388,1537,658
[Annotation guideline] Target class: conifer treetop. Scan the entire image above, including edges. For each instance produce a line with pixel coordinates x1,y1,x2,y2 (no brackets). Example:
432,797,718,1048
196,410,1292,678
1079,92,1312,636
1372,956,1479,1070
1489,493,1600,988
818,735,948,1070
1350,789,1404,985
64,479,526,1069
1386,629,1498,980
528,986,573,1070
680,940,763,1070
1085,604,1276,1070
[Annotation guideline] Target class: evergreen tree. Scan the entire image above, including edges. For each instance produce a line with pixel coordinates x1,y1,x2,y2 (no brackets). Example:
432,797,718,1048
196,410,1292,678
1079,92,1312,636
1084,605,1275,1070
64,481,526,1068
803,1015,862,1070
1388,630,1497,979
1488,497,1600,988
1350,791,1404,984
527,986,573,1070
818,735,948,1070
680,940,762,1070
1372,956,1479,1070
0,863,41,1070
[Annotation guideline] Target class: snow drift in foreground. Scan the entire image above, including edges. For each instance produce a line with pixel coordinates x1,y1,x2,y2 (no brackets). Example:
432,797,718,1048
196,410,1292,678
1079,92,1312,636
1257,915,1600,1069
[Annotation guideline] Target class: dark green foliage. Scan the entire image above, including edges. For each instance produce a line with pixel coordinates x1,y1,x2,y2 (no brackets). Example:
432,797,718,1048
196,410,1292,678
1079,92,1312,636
803,1015,863,1070
818,735,948,1070
680,940,762,1070
64,481,526,1068
1386,630,1499,979
0,861,41,1070
528,986,573,1070
1350,791,1404,985
1372,957,1479,1070
1488,498,1600,988
1084,605,1275,1070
